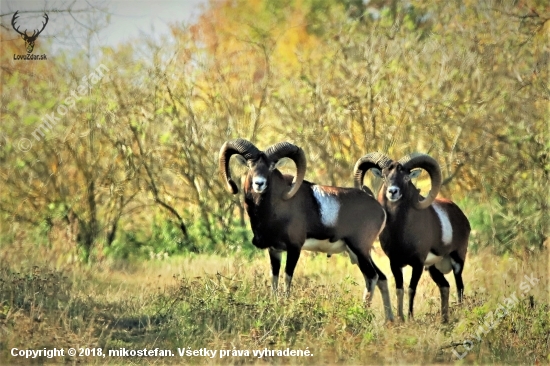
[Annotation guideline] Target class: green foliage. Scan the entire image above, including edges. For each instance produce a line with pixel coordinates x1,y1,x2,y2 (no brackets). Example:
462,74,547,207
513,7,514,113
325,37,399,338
184,214,256,257
104,230,144,261
1,0,548,260
461,177,548,255
104,210,256,261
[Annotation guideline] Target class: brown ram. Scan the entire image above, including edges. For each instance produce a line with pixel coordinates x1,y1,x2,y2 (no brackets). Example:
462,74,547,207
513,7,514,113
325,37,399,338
353,152,470,322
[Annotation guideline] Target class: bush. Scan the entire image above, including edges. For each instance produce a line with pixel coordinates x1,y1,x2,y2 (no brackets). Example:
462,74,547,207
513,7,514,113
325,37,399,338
104,211,257,261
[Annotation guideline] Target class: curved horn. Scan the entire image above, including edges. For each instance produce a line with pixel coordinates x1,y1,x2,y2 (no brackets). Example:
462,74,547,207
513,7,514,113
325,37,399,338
398,153,442,209
218,139,261,194
265,142,306,200
353,152,392,189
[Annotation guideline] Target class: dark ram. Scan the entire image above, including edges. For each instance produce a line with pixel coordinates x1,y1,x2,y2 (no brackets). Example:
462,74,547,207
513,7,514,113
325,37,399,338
219,139,394,321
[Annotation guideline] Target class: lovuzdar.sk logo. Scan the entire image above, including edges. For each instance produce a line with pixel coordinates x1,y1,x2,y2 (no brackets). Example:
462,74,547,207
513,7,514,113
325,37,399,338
12,11,48,60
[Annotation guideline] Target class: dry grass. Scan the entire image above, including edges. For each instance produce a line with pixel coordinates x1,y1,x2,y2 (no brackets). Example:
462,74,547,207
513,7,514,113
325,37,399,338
0,238,548,365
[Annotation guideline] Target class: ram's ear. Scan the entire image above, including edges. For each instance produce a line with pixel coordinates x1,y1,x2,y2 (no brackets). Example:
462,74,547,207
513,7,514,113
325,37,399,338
371,168,384,178
409,169,422,179
274,157,291,168
234,155,247,166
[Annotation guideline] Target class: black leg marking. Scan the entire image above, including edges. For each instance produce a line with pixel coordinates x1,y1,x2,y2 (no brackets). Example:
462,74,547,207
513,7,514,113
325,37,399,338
268,248,282,295
373,260,394,321
360,255,378,298
450,251,465,303
283,247,301,297
390,262,405,321
427,265,450,288
408,264,424,319
347,245,378,304
428,265,450,323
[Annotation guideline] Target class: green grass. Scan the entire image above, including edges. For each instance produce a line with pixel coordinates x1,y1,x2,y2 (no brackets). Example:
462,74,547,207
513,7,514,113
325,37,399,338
0,239,548,364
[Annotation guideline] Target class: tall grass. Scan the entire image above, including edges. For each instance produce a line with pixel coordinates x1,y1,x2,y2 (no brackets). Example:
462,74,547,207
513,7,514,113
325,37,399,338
0,237,548,364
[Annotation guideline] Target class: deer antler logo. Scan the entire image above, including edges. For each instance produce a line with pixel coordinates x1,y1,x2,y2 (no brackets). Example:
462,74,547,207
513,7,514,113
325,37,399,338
11,11,49,54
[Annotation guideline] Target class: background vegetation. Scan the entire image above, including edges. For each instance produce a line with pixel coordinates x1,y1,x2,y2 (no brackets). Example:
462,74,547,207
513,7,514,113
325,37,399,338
0,0,548,364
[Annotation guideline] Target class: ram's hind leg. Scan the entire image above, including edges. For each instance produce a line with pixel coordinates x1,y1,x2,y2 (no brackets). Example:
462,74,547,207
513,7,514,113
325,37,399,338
428,266,450,323
348,242,394,322
450,250,465,303
357,254,378,305
346,243,377,303
373,260,394,321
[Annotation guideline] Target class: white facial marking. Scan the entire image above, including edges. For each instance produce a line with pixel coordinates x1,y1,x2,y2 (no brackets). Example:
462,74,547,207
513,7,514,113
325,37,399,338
252,176,267,193
386,185,402,201
312,185,340,227
303,238,346,255
432,202,453,245
424,252,443,266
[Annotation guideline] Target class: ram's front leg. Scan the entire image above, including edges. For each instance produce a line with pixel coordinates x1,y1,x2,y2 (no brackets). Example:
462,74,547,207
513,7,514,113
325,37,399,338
283,247,301,297
268,247,282,296
391,262,406,322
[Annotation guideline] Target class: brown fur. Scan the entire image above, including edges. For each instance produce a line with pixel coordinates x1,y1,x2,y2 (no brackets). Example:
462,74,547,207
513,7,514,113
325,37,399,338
375,161,471,322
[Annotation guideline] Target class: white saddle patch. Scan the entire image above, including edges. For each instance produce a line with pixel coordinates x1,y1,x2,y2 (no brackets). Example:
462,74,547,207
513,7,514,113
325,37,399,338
312,185,340,227
432,202,453,245
303,238,346,255
424,252,443,266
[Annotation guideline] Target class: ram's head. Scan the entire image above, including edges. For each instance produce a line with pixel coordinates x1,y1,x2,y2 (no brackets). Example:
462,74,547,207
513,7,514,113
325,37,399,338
354,152,442,209
219,139,306,200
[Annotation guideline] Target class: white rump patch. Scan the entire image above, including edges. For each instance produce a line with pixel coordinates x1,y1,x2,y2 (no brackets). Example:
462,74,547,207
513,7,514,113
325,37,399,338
312,185,340,227
432,202,453,245
303,238,346,255
424,252,442,266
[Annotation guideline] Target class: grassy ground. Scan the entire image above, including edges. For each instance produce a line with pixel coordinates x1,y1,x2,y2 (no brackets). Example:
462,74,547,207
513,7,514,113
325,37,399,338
0,238,548,365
